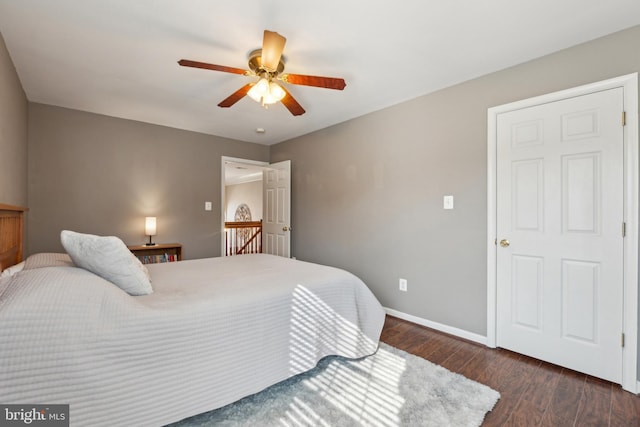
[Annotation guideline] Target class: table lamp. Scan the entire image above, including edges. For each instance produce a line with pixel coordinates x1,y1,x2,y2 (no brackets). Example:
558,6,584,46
145,216,157,246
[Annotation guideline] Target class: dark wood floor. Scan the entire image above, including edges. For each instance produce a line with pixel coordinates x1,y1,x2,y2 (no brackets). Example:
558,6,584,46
380,315,640,426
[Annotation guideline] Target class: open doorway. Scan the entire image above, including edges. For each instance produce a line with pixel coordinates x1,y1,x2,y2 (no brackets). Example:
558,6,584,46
222,158,267,256
224,161,265,222
220,157,292,258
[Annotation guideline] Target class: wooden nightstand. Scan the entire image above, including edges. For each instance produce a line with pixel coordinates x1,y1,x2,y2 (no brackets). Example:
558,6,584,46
128,243,182,264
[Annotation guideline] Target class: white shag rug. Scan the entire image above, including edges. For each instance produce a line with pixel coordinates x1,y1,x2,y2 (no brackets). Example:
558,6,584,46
167,343,500,427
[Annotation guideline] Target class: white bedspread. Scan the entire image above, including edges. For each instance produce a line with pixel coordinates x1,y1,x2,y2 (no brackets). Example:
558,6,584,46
0,254,385,426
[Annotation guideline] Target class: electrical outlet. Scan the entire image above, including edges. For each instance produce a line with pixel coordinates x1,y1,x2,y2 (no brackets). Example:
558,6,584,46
399,278,408,292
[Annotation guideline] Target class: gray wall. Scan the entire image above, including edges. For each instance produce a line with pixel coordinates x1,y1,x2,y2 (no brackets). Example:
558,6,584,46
271,25,640,336
0,31,27,207
27,104,269,259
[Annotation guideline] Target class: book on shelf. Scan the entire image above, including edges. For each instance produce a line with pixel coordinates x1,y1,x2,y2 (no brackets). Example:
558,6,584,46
138,253,178,264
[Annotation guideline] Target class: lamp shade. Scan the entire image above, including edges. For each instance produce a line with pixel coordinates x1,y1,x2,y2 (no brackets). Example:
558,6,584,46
248,78,270,102
268,81,286,102
145,217,157,236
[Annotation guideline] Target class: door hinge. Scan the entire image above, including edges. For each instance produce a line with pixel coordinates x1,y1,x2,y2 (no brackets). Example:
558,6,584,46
622,111,626,126
622,222,626,237
622,333,625,347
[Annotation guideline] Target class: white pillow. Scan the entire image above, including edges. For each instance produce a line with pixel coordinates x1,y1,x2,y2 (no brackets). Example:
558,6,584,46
0,261,25,278
24,252,74,270
60,230,152,296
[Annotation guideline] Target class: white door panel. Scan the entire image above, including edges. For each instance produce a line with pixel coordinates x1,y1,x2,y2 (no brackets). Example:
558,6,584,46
263,160,291,257
496,88,624,383
511,254,543,331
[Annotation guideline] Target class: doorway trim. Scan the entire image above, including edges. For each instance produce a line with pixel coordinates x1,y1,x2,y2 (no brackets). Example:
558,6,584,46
486,73,639,392
220,156,269,256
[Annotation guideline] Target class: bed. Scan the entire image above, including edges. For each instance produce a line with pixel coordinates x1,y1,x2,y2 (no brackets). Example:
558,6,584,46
0,204,385,427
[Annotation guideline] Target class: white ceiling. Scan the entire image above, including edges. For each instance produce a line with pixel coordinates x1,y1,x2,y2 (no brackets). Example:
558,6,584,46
225,161,264,185
1,1,639,145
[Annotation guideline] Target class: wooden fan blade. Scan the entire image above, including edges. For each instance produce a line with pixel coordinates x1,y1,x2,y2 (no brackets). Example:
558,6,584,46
281,73,346,90
218,84,252,108
280,86,305,116
178,59,248,75
261,30,286,72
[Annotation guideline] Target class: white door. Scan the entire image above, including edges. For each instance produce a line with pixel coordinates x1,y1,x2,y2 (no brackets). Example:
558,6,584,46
496,88,624,383
263,160,291,257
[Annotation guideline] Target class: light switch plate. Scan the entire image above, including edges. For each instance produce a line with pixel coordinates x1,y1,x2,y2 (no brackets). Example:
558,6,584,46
443,195,454,210
204,201,212,211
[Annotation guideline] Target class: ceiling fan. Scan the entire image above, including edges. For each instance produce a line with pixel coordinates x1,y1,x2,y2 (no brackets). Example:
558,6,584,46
178,30,346,116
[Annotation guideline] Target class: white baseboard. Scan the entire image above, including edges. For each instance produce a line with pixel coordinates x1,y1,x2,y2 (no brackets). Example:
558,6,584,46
384,307,488,346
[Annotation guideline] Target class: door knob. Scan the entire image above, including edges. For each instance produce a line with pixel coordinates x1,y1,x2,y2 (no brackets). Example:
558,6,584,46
283,226,291,232
499,239,510,248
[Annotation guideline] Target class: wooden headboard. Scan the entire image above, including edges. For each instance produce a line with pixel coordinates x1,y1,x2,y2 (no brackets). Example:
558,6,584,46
0,204,28,271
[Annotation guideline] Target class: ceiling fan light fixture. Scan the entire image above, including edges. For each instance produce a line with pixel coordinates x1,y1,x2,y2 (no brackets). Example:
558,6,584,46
178,29,344,116
248,77,285,106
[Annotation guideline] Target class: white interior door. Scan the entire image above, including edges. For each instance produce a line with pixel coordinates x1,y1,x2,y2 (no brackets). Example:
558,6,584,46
496,88,624,383
263,160,291,257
